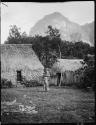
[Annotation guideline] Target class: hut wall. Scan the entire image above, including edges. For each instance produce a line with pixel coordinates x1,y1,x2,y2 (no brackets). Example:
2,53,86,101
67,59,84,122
49,71,83,86
49,76,57,85
1,70,17,85
49,71,82,86
61,71,82,85
61,71,73,85
1,67,44,85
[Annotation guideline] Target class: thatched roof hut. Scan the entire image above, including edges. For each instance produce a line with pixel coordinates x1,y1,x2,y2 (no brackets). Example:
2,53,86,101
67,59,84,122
51,59,87,85
1,44,44,85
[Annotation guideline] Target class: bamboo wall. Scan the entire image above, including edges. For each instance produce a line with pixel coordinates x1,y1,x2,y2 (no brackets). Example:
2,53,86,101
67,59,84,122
50,70,84,85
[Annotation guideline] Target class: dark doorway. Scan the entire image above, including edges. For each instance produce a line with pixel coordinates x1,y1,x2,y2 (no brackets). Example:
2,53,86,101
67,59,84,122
57,73,61,86
17,70,22,82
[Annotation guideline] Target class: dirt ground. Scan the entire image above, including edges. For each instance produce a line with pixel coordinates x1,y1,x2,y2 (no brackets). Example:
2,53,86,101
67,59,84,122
1,86,95,123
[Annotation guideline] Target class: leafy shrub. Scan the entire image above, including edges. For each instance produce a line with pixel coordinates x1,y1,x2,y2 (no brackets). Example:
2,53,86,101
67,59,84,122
21,79,43,87
1,79,13,88
74,66,95,90
74,80,85,89
83,67,95,90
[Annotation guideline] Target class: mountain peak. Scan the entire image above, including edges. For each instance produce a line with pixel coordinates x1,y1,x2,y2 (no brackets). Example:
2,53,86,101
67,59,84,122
46,12,63,17
51,12,63,16
29,12,94,46
44,12,69,21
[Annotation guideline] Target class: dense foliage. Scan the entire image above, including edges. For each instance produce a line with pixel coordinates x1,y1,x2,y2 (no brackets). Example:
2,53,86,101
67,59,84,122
21,80,43,87
83,54,95,90
1,79,13,88
5,25,95,68
83,67,95,89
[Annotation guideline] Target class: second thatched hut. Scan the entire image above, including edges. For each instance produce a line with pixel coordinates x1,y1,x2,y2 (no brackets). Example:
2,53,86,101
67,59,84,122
50,59,87,86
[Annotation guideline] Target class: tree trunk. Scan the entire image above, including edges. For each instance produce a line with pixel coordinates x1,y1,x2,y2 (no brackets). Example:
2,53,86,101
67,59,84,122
58,43,62,87
58,44,61,59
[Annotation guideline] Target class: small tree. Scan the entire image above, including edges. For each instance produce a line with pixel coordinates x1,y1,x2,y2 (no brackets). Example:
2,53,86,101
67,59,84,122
46,25,61,59
46,25,62,86
5,25,22,44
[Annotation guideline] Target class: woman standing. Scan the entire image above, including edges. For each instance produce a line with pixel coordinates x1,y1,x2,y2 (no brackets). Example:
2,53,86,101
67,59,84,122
43,68,50,91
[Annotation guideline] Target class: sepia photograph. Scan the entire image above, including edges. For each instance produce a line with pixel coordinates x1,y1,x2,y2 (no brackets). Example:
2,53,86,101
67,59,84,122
1,1,95,124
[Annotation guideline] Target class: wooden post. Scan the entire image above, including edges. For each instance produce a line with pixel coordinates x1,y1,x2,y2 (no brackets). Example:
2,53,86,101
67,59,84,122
58,40,62,87
58,44,61,59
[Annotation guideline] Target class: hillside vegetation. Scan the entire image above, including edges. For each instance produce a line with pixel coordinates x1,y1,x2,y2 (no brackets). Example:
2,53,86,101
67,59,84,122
5,25,94,68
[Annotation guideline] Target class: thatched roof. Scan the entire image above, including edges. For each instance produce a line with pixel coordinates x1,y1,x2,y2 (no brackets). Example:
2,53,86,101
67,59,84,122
1,44,44,71
52,59,87,73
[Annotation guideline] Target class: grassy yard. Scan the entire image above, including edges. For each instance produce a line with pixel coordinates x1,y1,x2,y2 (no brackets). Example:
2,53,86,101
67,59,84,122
1,86,95,123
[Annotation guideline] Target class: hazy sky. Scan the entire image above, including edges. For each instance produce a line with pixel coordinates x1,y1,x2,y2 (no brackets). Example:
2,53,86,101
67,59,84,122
1,1,94,44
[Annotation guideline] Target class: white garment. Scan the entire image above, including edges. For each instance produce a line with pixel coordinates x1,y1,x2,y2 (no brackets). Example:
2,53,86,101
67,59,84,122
44,76,49,91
